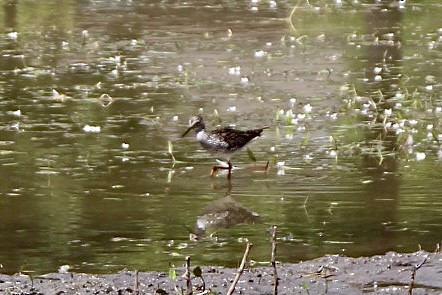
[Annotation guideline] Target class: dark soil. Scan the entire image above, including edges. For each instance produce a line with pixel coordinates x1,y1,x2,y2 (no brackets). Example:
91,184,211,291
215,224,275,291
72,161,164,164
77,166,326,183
1,251,441,295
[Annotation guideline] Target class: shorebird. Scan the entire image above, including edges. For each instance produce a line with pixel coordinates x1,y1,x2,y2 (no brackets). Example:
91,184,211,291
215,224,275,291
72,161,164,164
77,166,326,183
182,115,267,178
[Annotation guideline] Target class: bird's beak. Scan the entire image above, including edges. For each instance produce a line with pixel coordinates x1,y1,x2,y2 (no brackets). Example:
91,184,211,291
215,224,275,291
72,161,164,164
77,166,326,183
182,119,200,137
181,126,193,138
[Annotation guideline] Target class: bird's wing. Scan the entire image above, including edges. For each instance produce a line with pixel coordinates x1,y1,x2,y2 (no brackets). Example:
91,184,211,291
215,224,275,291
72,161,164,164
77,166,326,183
210,127,263,151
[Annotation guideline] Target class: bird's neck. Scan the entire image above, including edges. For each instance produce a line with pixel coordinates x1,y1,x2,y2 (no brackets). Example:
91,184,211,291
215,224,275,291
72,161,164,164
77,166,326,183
193,124,205,134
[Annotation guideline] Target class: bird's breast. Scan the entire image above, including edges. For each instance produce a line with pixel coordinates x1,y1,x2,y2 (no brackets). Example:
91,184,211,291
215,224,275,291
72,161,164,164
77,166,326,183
196,131,232,155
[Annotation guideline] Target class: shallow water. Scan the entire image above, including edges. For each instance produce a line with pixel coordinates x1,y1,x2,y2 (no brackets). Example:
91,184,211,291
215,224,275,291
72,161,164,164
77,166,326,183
0,0,441,274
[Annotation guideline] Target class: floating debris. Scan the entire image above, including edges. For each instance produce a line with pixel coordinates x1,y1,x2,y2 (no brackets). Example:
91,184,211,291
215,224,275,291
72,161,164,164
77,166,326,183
98,93,113,107
52,89,67,102
276,161,286,176
254,50,267,58
415,152,426,161
58,265,70,274
81,29,89,38
7,110,21,117
373,66,382,74
83,125,101,133
228,66,241,75
9,122,20,131
61,41,69,50
303,103,312,113
425,85,433,92
227,28,233,38
240,76,249,84
327,150,338,158
227,106,237,112
6,31,17,40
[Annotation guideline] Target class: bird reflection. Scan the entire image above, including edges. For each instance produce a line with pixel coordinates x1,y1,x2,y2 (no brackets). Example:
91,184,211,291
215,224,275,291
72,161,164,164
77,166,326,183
187,194,261,241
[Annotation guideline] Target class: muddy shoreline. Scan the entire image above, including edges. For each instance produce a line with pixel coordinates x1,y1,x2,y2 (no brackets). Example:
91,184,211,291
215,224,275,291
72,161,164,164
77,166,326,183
1,251,441,294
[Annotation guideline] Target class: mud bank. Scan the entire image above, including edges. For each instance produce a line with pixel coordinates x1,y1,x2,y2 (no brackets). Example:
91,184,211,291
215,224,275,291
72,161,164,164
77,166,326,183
1,251,441,295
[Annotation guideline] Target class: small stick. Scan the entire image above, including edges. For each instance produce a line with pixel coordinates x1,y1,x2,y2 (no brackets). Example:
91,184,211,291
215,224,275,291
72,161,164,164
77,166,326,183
168,140,176,165
226,242,253,295
185,256,192,295
408,256,428,295
271,226,279,295
303,195,309,207
303,196,310,220
287,0,302,34
134,270,139,295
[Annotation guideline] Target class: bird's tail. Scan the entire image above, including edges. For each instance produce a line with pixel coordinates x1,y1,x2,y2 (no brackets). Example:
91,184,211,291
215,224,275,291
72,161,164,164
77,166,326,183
255,126,269,136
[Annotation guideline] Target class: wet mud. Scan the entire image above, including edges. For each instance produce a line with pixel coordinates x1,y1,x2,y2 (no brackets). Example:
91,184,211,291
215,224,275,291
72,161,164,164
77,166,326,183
1,251,440,294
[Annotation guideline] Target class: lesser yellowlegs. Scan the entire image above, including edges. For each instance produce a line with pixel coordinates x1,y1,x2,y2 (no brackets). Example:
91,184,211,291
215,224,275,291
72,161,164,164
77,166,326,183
182,115,267,178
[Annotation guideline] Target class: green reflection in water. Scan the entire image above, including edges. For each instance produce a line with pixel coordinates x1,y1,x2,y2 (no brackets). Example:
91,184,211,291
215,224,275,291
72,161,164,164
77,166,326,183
0,0,441,274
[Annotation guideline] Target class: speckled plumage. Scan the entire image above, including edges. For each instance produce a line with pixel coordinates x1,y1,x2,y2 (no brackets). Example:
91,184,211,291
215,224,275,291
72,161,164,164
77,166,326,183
197,126,264,159
182,115,267,177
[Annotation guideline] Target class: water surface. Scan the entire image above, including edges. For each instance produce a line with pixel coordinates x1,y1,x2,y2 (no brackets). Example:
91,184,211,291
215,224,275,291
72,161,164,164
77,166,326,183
0,0,441,274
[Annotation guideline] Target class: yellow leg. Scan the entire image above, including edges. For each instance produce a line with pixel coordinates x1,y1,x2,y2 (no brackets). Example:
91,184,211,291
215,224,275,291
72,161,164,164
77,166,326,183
210,161,233,178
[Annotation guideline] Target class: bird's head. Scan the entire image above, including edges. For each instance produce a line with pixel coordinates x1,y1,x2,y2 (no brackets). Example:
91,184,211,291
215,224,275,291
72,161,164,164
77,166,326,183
182,115,205,137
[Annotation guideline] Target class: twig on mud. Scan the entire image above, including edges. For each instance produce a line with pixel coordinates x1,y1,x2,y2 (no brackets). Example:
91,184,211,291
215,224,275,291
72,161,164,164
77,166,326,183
134,270,139,295
226,242,253,295
184,256,192,295
316,264,336,293
316,265,338,278
408,255,429,295
193,266,205,292
271,226,279,295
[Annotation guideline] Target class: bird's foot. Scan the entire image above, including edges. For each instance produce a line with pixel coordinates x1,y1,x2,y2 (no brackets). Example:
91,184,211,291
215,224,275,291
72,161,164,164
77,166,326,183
210,161,233,178
210,165,231,177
